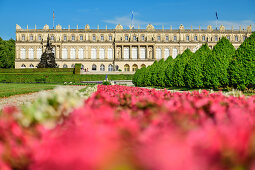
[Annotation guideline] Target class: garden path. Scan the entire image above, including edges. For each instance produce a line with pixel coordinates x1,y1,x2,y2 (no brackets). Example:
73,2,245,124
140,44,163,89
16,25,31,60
0,86,85,110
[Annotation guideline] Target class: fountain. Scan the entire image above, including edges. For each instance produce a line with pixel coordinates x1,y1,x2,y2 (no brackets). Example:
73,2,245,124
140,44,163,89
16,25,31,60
37,35,57,68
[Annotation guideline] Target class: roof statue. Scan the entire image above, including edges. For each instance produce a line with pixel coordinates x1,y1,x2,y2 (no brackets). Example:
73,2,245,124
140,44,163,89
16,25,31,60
146,24,155,31
115,24,123,30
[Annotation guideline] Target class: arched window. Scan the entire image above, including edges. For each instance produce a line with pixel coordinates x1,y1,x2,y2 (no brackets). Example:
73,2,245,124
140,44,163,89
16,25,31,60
124,47,129,60
28,48,34,59
78,48,84,59
92,64,97,71
99,48,105,59
156,48,162,60
108,48,113,60
141,64,146,68
172,48,178,59
71,64,75,68
29,64,34,68
124,64,130,72
132,47,138,60
164,48,170,59
21,64,26,68
62,48,68,59
132,64,138,72
70,48,76,59
140,47,146,60
91,48,97,59
108,64,113,72
235,36,238,42
37,48,42,59
20,48,26,59
100,64,105,71
116,65,119,71
63,64,68,68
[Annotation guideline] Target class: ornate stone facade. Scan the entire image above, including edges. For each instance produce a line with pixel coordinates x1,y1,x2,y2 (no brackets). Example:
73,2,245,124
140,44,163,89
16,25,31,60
15,24,252,72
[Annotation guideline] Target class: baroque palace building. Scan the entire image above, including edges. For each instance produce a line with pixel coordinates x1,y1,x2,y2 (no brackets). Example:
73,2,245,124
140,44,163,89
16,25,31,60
15,24,252,72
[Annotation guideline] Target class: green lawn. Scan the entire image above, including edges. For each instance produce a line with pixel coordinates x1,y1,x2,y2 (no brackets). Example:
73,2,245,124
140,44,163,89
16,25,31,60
0,83,56,98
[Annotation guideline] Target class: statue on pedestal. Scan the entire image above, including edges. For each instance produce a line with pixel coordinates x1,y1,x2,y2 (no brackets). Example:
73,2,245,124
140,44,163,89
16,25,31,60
37,35,57,68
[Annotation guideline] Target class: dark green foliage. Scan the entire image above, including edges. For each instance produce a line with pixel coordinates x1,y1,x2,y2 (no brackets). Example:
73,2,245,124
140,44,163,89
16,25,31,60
0,74,133,83
203,37,236,88
0,68,73,74
164,57,175,87
229,32,255,90
172,49,193,87
0,38,15,68
184,44,211,88
74,63,82,74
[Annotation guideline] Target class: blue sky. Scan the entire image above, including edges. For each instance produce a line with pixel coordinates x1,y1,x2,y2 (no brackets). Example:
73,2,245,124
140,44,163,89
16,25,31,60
0,0,254,40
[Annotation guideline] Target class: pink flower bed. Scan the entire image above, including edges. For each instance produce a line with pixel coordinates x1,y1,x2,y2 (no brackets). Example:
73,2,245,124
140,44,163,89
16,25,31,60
1,85,255,170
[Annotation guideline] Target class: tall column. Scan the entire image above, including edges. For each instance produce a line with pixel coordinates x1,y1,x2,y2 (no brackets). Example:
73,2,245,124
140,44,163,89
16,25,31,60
76,48,79,59
26,47,29,59
16,47,19,59
121,45,124,60
153,46,156,60
162,47,165,60
56,46,60,59
67,47,70,59
137,45,140,59
96,47,100,59
146,45,149,60
130,45,132,60
59,45,62,59
105,47,108,60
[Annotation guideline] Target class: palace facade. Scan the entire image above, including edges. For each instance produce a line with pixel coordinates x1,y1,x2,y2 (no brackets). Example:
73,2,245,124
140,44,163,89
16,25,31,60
15,24,252,72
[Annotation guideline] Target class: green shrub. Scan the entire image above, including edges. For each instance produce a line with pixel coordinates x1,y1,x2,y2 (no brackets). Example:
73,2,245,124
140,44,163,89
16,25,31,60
74,63,81,75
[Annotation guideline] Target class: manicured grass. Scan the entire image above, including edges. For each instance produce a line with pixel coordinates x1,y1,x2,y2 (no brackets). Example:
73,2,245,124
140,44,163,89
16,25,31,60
0,74,133,83
0,83,56,98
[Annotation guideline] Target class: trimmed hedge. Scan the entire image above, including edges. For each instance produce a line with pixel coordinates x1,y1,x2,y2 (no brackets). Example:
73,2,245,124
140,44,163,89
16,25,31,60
0,74,133,83
74,64,81,75
0,68,73,73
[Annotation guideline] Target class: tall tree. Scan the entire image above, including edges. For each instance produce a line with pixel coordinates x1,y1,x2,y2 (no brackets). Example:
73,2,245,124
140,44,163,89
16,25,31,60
184,44,211,88
229,32,255,90
0,38,15,68
172,49,193,87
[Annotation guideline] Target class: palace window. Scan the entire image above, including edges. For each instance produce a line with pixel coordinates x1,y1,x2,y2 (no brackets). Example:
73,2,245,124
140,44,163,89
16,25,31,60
227,36,230,40
62,48,68,59
92,64,97,71
164,48,170,59
141,64,146,68
22,35,25,41
70,48,76,59
30,35,33,41
140,47,146,60
215,36,218,42
91,48,97,59
157,36,161,41
71,64,75,68
235,36,238,42
156,48,162,60
124,64,130,72
99,48,105,59
63,64,68,68
72,35,75,41
101,35,104,41
21,64,26,68
78,48,84,59
172,48,178,59
37,48,42,59
100,64,105,71
80,35,83,41
29,64,34,68
132,64,138,72
124,47,129,60
132,47,138,60
141,35,145,41
38,36,41,41
174,36,177,41
51,36,54,40
92,35,96,41
194,36,198,41
133,36,136,41
64,36,67,41
108,64,113,72
243,36,247,41
20,48,26,59
202,36,206,41
109,36,112,41
186,36,190,41
166,36,169,41
108,48,113,60
125,36,129,41
28,48,34,59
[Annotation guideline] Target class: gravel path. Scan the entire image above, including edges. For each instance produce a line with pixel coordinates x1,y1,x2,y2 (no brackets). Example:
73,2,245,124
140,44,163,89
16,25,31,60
0,86,85,110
